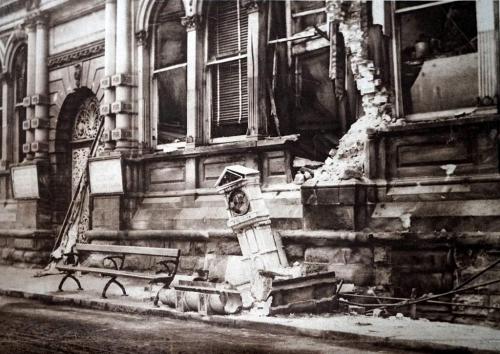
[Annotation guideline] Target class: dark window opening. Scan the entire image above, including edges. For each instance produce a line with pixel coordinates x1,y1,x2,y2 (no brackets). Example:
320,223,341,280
13,45,27,162
153,0,187,145
398,1,478,114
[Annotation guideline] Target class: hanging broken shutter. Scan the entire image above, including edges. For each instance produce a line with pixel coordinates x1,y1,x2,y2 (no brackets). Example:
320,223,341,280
209,1,248,132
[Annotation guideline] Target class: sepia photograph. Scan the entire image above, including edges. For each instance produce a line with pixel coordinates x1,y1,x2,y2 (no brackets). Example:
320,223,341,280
0,0,499,352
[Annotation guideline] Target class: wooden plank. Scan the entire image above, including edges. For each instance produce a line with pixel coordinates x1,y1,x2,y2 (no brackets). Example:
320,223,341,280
55,265,173,280
74,243,180,258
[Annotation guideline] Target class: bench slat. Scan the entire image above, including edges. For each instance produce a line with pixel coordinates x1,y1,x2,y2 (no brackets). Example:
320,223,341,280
56,265,174,281
74,243,180,258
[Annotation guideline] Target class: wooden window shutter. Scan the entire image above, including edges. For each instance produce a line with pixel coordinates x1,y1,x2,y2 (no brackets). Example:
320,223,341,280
209,1,248,132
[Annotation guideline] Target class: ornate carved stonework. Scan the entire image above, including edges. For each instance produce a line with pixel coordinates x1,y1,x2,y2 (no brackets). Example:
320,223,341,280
71,95,103,242
181,15,200,31
72,96,101,141
242,0,261,13
135,30,149,46
48,39,105,69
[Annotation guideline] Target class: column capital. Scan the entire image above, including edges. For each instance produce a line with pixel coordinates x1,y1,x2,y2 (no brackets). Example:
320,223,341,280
181,15,201,31
135,30,149,46
0,71,11,82
35,14,49,28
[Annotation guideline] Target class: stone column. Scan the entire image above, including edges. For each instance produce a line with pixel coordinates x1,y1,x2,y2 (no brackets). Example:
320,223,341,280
135,29,149,151
112,0,133,151
0,71,11,168
181,15,203,147
32,16,49,160
245,1,268,139
23,20,36,161
101,0,117,151
476,0,498,106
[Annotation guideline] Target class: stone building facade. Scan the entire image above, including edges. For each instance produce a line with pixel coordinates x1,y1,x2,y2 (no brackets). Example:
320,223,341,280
0,0,499,323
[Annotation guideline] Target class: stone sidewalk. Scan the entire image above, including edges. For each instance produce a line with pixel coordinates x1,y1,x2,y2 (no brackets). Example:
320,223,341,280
0,265,499,353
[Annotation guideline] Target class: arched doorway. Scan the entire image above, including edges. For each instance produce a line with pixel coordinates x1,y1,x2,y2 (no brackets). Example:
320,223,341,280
69,94,103,241
53,88,103,244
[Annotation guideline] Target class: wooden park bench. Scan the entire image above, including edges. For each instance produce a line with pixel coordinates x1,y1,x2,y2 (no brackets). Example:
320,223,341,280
56,243,181,306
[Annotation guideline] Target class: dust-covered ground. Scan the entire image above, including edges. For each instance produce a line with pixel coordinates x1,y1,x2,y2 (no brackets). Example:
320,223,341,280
0,297,419,354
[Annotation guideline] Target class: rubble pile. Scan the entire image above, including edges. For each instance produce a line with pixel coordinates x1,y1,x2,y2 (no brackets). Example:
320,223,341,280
316,1,397,183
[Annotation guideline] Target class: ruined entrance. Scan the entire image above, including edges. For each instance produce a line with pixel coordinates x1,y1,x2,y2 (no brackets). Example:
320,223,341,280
53,88,103,244
70,95,103,242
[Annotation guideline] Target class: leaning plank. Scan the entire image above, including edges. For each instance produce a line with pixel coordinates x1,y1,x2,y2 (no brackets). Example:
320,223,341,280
74,244,180,258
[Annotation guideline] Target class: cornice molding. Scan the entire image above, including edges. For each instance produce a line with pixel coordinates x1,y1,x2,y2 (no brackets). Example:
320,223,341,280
48,39,105,70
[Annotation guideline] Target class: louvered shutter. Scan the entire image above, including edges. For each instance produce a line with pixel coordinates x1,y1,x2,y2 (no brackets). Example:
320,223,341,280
208,1,248,136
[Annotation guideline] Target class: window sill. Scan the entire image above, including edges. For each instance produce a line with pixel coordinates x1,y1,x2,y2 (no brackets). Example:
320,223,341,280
156,141,186,153
403,106,497,122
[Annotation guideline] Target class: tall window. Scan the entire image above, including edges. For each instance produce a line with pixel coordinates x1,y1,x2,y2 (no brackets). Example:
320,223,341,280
207,0,248,139
152,0,187,145
13,45,27,162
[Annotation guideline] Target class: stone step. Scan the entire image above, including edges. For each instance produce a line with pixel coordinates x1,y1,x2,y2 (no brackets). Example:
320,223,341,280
368,199,500,232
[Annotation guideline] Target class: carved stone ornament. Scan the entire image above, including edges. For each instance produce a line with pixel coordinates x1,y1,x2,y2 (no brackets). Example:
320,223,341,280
242,0,261,13
181,15,200,31
72,96,102,141
48,40,105,69
135,30,149,46
71,95,104,242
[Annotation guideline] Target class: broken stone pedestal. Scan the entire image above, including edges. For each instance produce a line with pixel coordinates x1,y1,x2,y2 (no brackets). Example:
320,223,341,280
164,166,337,316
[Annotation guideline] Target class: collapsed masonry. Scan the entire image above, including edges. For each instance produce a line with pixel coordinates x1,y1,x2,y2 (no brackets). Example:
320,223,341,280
313,0,395,183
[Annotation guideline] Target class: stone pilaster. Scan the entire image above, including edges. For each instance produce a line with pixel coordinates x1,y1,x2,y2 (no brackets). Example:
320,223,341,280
32,16,49,160
244,0,268,139
181,15,203,147
23,20,36,161
0,71,11,169
112,0,134,151
135,29,149,152
101,0,117,151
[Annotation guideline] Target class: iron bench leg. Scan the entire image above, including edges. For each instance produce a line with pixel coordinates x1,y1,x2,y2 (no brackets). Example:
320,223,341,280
102,276,127,298
58,272,83,292
153,278,174,307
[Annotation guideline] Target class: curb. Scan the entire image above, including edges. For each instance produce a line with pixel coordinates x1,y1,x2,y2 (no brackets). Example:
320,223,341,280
0,287,497,354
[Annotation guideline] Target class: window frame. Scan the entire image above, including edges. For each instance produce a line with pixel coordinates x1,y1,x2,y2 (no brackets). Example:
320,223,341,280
205,0,249,144
150,1,188,151
391,0,483,120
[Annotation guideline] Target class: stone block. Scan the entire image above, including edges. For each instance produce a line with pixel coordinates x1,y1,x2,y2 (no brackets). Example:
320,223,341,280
303,262,329,274
1,247,14,260
0,238,7,248
374,267,391,286
191,241,207,256
11,250,25,262
327,263,374,286
284,243,305,262
304,247,372,265
23,251,49,264
170,241,192,255
225,256,251,287
178,255,199,274
14,238,52,251
374,247,390,264
452,294,490,317
216,240,242,255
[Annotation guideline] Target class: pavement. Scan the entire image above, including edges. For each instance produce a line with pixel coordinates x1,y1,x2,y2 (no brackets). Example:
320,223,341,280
0,265,499,353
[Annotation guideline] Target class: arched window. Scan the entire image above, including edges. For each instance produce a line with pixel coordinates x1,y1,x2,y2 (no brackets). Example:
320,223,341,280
207,0,248,139
13,45,27,162
151,0,187,146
